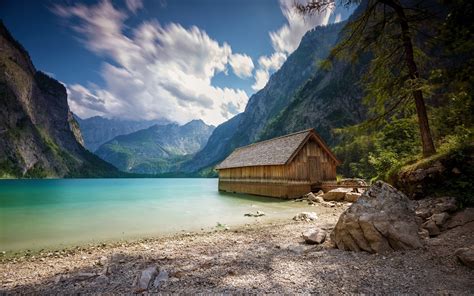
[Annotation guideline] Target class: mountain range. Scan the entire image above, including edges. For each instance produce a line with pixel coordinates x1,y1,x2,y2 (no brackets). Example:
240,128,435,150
75,116,172,152
95,120,214,174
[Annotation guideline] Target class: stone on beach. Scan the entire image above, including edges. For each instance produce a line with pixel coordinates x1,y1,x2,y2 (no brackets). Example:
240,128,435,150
302,228,327,244
455,246,474,269
331,181,422,253
293,212,318,221
344,192,362,202
244,210,265,217
323,188,352,201
134,266,158,293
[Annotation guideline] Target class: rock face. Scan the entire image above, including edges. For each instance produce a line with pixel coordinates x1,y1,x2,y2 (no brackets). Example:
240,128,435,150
391,145,474,203
323,188,353,201
331,181,422,253
0,21,119,178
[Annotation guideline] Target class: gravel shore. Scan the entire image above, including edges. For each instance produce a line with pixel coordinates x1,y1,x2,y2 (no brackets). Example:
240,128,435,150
1,204,473,294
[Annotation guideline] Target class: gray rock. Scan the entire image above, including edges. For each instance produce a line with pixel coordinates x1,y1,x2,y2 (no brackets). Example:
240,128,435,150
153,270,169,289
244,211,265,217
446,208,474,229
415,196,458,220
431,212,450,226
302,228,327,244
305,192,325,203
455,246,474,269
331,181,422,253
422,220,441,236
293,212,318,221
323,188,353,201
134,266,158,293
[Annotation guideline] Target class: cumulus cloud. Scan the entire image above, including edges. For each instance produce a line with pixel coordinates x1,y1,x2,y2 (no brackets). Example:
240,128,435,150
229,53,254,78
53,0,249,125
252,53,286,90
252,0,334,91
125,0,143,13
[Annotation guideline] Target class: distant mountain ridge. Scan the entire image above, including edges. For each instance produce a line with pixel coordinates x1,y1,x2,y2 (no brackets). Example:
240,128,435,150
75,115,171,152
95,120,215,174
0,21,120,178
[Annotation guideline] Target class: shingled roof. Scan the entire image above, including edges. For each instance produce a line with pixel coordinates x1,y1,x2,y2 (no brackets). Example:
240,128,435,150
215,129,339,170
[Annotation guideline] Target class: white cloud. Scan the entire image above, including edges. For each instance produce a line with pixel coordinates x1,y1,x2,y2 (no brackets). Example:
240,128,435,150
229,53,254,78
125,0,143,13
252,52,286,90
252,0,334,91
53,0,249,125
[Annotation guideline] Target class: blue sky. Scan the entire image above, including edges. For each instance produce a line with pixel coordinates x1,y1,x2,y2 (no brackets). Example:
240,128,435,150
1,0,354,125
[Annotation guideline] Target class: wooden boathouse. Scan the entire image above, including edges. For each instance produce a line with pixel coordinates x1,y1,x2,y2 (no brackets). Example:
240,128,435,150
215,129,340,198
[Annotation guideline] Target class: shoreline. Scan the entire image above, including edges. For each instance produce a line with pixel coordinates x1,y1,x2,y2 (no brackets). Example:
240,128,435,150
1,204,473,294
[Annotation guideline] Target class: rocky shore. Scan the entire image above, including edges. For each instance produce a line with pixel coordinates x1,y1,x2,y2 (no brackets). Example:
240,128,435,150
1,197,473,294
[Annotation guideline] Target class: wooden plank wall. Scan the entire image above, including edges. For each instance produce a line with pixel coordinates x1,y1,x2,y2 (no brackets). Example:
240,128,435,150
217,138,337,198
218,180,311,199
219,139,337,182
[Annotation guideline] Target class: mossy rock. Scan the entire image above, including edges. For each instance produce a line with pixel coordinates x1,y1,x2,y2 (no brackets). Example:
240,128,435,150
389,144,474,207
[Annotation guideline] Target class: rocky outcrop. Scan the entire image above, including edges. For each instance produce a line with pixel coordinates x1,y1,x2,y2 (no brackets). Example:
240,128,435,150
391,145,474,205
0,21,119,177
415,196,474,237
331,181,422,253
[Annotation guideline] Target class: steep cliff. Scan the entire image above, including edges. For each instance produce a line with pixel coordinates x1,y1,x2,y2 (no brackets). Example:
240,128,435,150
0,21,120,178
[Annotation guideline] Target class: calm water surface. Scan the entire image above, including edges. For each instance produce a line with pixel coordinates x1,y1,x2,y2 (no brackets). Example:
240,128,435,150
0,178,309,251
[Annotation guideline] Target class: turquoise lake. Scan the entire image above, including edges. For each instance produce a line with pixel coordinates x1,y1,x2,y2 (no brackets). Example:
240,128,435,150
0,178,310,252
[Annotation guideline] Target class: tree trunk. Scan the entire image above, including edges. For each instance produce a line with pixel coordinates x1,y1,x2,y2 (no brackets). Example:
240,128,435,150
390,1,436,157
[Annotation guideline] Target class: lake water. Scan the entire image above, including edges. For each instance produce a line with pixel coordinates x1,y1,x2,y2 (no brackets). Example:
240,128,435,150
0,178,310,252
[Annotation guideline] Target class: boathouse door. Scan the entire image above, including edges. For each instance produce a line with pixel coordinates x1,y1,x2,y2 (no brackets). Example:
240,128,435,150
308,156,321,183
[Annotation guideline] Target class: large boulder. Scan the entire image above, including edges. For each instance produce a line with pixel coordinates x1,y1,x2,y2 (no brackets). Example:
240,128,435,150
331,181,422,253
323,188,353,201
